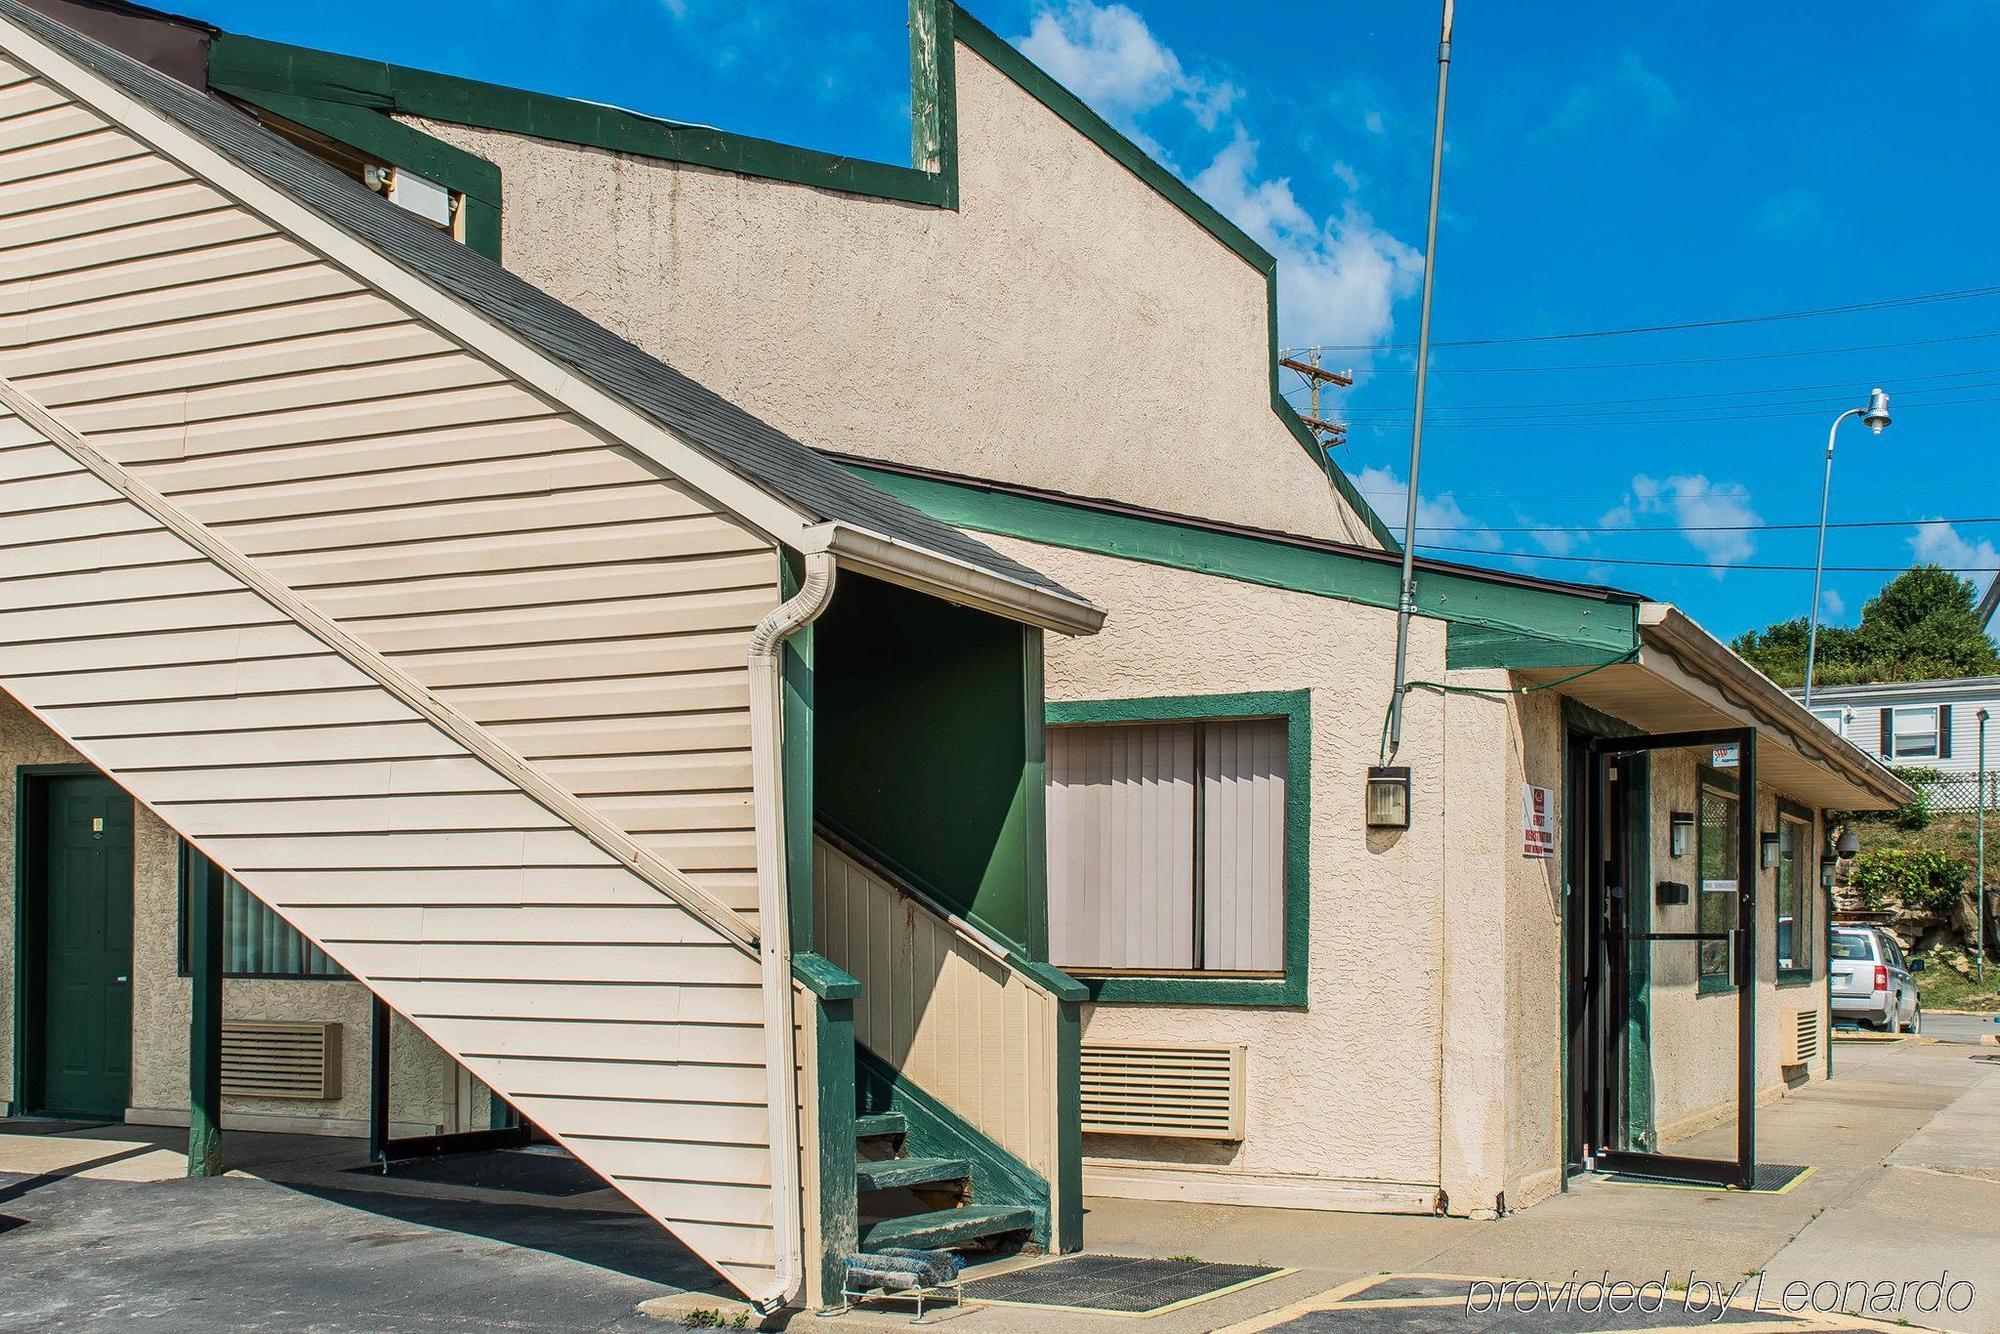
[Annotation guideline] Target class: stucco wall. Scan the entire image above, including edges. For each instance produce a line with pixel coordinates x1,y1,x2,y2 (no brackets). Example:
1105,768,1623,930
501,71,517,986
983,535,1459,1209
1502,690,1567,1211
1,690,463,1134
400,37,1381,548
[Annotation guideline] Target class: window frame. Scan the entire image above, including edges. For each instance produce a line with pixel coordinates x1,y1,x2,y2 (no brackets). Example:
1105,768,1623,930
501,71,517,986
175,843,349,982
1695,766,1741,995
1774,798,1817,985
1889,705,1943,760
1045,690,1310,1008
1809,706,1846,737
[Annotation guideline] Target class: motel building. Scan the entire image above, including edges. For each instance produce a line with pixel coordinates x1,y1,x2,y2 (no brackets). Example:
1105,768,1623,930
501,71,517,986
0,0,1911,1311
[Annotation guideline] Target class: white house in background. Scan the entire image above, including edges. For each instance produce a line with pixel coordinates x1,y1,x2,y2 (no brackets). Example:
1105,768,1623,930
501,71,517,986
1792,677,2000,776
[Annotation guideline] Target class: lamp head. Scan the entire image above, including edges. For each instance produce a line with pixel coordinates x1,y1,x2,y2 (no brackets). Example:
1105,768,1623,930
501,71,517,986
1837,826,1861,857
1862,387,1892,436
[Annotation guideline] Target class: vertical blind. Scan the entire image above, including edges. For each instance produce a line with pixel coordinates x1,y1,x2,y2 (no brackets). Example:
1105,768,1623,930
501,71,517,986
181,847,347,979
1047,717,1286,974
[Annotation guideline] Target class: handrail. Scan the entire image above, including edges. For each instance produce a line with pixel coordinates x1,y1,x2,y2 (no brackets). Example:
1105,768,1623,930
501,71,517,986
814,825,1086,1002
0,374,762,957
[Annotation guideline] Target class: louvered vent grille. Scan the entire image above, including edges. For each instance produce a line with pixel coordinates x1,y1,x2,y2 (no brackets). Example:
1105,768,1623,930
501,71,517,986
1080,1042,1245,1140
1783,1009,1822,1066
221,1021,340,1100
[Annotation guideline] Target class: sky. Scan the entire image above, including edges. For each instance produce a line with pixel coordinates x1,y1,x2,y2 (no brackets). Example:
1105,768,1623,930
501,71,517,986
168,0,2000,643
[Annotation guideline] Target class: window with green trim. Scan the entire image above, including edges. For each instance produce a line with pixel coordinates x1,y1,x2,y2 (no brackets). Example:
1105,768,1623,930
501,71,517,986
1776,810,1813,973
1046,716,1287,976
1697,781,1738,984
177,845,346,980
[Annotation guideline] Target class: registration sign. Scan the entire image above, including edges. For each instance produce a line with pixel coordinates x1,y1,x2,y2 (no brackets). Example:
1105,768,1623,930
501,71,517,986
1521,783,1556,858
1711,743,1740,769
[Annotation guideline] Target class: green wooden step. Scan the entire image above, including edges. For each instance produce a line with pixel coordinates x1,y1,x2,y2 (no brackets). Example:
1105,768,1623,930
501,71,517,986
861,1206,1035,1252
854,1156,969,1193
853,1112,906,1140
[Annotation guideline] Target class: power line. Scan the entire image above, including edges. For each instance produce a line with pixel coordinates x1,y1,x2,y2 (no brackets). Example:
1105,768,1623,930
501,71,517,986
1416,543,2000,573
1305,282,2000,352
1345,389,2000,430
1415,515,2000,536
1358,477,2000,505
1310,328,2000,374
1313,364,2000,416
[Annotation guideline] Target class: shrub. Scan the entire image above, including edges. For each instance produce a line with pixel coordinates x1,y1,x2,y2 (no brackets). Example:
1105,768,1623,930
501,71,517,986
1891,766,1946,830
1849,846,1967,913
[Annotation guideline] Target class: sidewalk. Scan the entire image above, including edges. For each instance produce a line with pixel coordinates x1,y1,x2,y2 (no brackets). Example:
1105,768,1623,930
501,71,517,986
2,1038,1994,1332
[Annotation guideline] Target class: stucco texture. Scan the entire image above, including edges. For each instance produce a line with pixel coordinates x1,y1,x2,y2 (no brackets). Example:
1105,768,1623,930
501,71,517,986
985,535,1460,1204
1,690,464,1135
401,40,1382,547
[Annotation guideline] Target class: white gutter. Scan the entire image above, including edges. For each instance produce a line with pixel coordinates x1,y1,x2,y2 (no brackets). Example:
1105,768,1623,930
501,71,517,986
746,531,838,1312
823,523,1105,638
1639,603,1914,809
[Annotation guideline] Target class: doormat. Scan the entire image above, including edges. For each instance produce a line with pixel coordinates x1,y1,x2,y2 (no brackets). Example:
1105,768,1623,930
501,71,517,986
345,1148,606,1197
958,1254,1291,1317
1601,1162,1812,1194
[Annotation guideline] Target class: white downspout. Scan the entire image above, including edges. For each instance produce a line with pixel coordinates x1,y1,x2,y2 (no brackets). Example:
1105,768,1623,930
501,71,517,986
748,538,837,1311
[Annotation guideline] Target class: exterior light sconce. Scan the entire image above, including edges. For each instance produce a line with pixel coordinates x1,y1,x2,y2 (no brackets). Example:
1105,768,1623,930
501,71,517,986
1837,826,1860,857
1819,853,1839,889
1760,832,1781,870
1365,766,1411,829
1669,811,1695,859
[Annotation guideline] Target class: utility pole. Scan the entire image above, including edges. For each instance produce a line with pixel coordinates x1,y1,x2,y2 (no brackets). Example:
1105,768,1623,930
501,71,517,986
1980,708,1989,982
1281,348,1353,453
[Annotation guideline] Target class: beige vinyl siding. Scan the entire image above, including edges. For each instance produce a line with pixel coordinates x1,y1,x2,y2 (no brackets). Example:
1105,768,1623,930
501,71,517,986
0,61,774,920
0,428,778,1285
0,60,789,1291
814,836,1063,1197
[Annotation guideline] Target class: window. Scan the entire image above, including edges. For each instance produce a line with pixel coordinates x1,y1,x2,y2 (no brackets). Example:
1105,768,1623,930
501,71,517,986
177,845,346,980
1810,707,1845,737
1047,716,1287,976
1697,780,1739,985
1830,930,1873,961
1888,705,1944,760
1775,810,1813,974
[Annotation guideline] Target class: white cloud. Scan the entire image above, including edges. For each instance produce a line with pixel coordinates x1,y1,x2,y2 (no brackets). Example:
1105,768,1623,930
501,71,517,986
1017,3,1421,353
1019,3,1236,128
1535,50,1679,146
1821,588,1846,619
1910,520,2000,586
1629,473,1760,575
1353,465,1500,552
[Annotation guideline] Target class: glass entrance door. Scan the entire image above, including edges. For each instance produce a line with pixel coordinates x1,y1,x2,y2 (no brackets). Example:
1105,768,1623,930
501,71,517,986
1587,728,1760,1189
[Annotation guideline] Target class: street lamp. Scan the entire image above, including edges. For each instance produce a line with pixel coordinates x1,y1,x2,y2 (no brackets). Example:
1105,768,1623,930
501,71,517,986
1803,388,1891,707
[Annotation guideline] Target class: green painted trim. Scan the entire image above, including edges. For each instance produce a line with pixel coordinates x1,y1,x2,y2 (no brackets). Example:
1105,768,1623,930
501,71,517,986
1020,627,1049,958
214,86,503,260
207,31,950,209
1052,1000,1083,1251
1045,690,1310,1008
851,463,1637,664
781,556,818,951
792,952,861,1002
1622,754,1655,1152
855,1042,1049,1246
812,995,859,1308
186,849,224,1177
909,0,958,208
1776,969,1817,988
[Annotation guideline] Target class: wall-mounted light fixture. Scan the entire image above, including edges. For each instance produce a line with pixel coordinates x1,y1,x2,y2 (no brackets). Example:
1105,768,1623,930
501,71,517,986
1819,853,1839,889
1670,811,1695,858
1760,832,1782,870
1837,826,1860,857
1365,766,1411,829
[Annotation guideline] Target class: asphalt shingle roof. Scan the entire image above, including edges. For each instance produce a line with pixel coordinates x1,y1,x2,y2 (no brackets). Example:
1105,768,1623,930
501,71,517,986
0,0,1083,603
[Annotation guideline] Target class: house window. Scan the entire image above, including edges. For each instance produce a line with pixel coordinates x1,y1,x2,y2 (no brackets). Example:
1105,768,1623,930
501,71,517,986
177,845,346,980
1810,707,1845,737
1697,780,1739,985
1775,810,1813,974
1888,705,1944,760
1046,716,1287,976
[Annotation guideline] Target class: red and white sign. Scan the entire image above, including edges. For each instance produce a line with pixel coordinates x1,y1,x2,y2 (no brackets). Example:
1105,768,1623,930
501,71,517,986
1522,783,1556,858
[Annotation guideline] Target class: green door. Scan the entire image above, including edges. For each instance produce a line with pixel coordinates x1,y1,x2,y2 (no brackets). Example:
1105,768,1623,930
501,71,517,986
37,774,134,1118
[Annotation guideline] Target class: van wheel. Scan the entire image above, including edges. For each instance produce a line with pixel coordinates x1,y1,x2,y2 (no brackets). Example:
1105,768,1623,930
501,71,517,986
1910,1005,1922,1035
1886,1009,1902,1035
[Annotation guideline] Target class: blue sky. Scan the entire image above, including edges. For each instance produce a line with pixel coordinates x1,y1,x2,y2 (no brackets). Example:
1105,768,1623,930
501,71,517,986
172,1,2000,641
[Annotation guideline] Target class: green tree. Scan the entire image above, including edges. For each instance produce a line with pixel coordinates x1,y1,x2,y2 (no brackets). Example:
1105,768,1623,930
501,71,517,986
1731,564,1999,686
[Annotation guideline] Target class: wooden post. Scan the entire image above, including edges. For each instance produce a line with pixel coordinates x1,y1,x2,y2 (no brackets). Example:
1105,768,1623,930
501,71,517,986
186,855,224,1177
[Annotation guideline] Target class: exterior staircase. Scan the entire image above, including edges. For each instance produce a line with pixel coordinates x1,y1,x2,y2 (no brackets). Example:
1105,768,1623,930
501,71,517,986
852,1109,1034,1256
